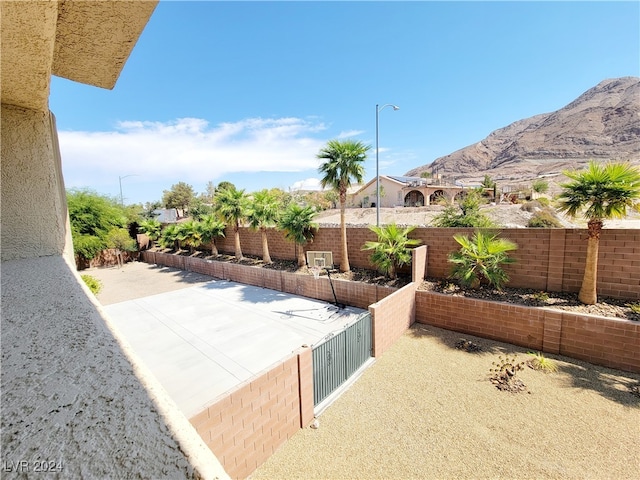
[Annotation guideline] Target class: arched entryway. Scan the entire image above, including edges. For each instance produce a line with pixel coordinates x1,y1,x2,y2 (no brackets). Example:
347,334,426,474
404,190,425,207
429,190,445,205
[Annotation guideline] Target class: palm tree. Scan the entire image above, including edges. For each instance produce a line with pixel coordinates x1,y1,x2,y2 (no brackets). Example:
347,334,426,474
362,223,422,279
195,214,226,256
448,230,518,290
278,204,318,267
247,189,280,263
138,218,162,247
557,161,640,304
159,224,180,251
176,220,201,254
317,139,370,272
214,187,249,260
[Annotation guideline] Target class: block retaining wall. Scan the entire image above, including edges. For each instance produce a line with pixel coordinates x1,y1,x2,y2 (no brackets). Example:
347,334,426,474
415,290,640,373
208,226,639,300
142,250,418,479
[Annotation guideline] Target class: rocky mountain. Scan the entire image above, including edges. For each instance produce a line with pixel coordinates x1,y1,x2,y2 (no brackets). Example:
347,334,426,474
405,77,640,186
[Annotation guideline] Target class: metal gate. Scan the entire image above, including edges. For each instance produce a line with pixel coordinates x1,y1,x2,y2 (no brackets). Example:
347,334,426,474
312,312,372,406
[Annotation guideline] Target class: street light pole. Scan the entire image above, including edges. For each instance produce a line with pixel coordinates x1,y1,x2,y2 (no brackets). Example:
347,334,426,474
119,174,139,205
375,103,399,226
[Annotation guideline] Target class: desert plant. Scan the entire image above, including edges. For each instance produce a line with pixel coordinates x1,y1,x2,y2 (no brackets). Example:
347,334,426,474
138,218,162,245
362,223,421,279
527,208,563,228
448,231,517,290
432,190,495,228
532,179,549,194
626,303,640,315
159,224,180,250
557,161,640,304
318,139,370,272
81,274,102,295
176,220,201,254
526,351,558,373
532,291,550,303
489,354,527,392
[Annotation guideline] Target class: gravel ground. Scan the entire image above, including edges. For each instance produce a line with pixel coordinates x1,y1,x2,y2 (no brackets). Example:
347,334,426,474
251,325,640,480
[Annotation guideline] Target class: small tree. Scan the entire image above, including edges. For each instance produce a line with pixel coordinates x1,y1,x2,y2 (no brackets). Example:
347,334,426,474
448,231,517,290
557,161,640,304
362,223,421,279
162,182,195,217
176,220,201,253
214,187,249,260
247,189,281,264
196,214,226,256
279,204,318,267
105,227,137,267
159,224,180,251
138,219,162,246
531,179,549,194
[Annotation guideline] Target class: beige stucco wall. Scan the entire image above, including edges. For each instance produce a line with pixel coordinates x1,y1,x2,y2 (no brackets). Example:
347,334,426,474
1,105,70,261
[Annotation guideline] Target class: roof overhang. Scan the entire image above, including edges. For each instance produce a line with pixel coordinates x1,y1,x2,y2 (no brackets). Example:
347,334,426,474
1,0,158,111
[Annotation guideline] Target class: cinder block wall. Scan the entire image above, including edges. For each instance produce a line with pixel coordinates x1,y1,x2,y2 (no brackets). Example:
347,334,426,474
416,291,640,373
189,347,313,480
212,226,638,300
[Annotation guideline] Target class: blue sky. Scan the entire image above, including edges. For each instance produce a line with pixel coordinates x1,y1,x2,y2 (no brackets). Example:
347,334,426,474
51,1,640,206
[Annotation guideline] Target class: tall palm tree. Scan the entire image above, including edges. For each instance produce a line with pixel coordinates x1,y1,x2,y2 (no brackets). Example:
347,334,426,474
317,139,370,272
247,189,281,264
557,161,640,304
362,223,422,279
195,214,226,256
214,187,249,260
278,204,318,267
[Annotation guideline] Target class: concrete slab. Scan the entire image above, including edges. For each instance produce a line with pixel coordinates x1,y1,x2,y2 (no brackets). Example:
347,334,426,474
105,278,366,417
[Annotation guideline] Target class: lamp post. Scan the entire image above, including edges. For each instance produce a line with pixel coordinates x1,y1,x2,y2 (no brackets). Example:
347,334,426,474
118,174,139,205
375,103,399,226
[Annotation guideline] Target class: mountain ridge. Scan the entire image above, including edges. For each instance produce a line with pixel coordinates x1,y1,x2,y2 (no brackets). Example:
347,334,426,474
405,77,640,184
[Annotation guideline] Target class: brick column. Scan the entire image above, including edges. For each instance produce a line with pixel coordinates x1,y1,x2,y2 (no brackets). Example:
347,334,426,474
542,310,562,354
546,229,566,292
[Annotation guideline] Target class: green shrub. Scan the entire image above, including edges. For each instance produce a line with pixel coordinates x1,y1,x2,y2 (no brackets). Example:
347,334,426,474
362,223,421,279
448,231,517,290
526,351,558,373
81,274,102,295
536,197,550,207
528,208,563,228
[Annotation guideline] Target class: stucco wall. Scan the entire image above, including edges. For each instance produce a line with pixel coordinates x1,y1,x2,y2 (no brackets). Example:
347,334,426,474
1,105,68,261
1,256,229,478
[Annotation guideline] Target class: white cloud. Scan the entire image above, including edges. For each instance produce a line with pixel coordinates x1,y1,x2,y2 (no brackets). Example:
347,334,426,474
337,129,365,139
289,177,323,191
59,117,328,189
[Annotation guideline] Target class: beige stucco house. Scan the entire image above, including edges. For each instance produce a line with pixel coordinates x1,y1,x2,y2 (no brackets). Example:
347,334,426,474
1,2,228,478
349,175,466,208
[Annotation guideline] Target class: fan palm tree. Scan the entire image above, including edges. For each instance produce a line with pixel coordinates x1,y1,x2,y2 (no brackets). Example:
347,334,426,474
278,204,318,267
557,161,640,304
448,230,518,290
214,187,249,260
362,223,422,279
195,214,226,256
176,220,201,253
318,139,370,272
247,189,281,263
159,224,180,251
137,218,161,246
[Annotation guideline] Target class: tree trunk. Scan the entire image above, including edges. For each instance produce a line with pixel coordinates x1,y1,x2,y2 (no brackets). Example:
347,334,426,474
297,244,306,268
339,194,350,272
234,225,243,260
578,219,601,305
261,228,272,264
210,240,218,256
